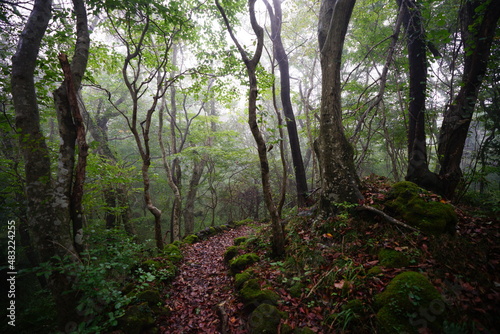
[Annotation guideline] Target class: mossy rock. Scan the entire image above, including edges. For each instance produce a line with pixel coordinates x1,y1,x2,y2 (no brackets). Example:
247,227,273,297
229,253,259,274
234,236,248,246
293,328,315,334
224,246,242,264
235,218,254,226
367,265,383,276
235,269,254,290
239,279,279,309
134,259,161,274
183,234,199,244
378,249,410,268
375,271,444,333
385,181,457,235
163,244,183,264
118,302,156,334
288,281,305,298
135,289,161,306
248,303,287,334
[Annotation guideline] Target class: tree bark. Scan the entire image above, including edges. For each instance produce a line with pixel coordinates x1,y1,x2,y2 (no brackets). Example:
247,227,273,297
264,0,309,207
317,0,363,215
216,0,285,257
437,0,500,199
11,0,88,327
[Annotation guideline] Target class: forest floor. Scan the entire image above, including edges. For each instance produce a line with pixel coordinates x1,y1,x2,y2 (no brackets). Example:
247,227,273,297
156,225,253,333
153,179,499,334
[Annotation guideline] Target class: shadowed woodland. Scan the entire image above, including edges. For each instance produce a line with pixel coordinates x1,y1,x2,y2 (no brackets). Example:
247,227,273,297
0,0,499,333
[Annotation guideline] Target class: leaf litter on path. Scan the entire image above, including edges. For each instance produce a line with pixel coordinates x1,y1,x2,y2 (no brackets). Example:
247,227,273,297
157,225,253,334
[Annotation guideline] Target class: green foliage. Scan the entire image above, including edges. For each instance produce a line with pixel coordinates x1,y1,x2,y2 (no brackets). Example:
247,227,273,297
163,243,183,264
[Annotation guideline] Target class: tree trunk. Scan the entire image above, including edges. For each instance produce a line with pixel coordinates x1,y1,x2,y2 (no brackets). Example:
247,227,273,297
11,0,88,328
317,0,363,215
184,159,205,235
264,0,309,207
216,0,285,257
437,0,500,199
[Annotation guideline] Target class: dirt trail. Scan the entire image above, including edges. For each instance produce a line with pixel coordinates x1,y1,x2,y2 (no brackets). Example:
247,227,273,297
157,225,252,333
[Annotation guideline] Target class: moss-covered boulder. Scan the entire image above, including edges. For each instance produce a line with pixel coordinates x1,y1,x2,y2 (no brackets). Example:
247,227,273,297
235,269,254,290
385,181,457,235
234,236,248,246
229,253,259,274
224,246,242,264
288,281,305,298
239,279,280,309
135,259,162,274
248,303,287,334
183,234,199,244
375,271,444,333
163,243,183,264
118,302,156,334
378,249,410,268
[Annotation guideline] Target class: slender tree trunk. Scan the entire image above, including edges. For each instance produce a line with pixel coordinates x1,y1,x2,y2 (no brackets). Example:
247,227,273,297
264,0,309,207
184,159,205,235
317,0,363,215
216,0,285,257
437,0,500,199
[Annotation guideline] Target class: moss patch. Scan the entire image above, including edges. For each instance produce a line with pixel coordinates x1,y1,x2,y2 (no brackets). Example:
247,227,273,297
183,234,199,244
118,302,155,334
385,181,457,235
224,246,242,264
378,249,410,268
229,253,259,274
239,279,279,309
375,271,444,333
163,243,183,264
235,269,254,290
368,265,383,276
234,236,248,246
248,303,287,334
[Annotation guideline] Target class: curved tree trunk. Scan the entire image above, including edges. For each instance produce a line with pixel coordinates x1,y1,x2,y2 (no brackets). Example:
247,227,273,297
437,0,500,199
216,0,285,257
317,0,363,215
264,0,309,207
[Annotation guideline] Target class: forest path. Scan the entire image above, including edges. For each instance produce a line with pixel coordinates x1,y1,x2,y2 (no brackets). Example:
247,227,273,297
157,225,253,334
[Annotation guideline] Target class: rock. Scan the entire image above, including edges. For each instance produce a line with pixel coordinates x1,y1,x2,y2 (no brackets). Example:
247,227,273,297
183,234,199,244
229,253,259,274
234,269,254,290
223,246,242,264
248,303,287,334
234,236,248,246
239,278,279,309
385,181,457,235
378,249,410,268
118,302,155,334
163,244,183,264
375,271,444,333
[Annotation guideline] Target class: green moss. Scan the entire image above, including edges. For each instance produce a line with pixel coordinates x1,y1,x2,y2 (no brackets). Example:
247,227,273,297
385,181,457,235
234,236,248,246
368,266,383,276
378,249,410,268
224,246,242,264
343,299,365,314
118,302,155,334
288,281,305,298
239,279,279,309
183,234,199,244
293,328,315,334
248,303,287,334
235,269,254,290
135,289,161,306
163,244,183,264
235,218,254,226
375,271,443,333
229,253,259,274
